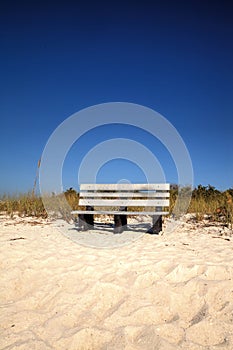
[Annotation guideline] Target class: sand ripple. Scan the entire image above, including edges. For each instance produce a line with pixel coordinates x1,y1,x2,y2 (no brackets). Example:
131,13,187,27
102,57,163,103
0,215,233,349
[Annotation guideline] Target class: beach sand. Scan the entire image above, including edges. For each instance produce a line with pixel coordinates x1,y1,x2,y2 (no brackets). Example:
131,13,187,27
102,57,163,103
0,214,233,349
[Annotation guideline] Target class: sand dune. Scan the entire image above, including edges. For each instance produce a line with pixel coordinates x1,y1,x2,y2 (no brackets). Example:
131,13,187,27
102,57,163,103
0,214,233,349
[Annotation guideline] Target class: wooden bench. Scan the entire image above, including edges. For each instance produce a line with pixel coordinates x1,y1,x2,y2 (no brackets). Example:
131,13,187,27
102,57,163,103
71,183,170,234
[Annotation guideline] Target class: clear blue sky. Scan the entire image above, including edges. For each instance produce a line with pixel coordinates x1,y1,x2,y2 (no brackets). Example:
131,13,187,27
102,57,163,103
1,0,232,194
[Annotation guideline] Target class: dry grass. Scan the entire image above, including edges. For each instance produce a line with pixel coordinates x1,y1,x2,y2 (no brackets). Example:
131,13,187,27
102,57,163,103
0,186,232,228
170,185,233,228
0,193,47,218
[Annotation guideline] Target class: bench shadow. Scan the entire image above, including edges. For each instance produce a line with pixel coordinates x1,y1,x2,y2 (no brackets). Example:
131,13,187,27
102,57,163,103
69,221,150,233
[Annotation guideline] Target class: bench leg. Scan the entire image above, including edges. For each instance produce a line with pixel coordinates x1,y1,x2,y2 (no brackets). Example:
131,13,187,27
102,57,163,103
147,215,162,234
114,207,127,234
86,205,94,227
77,206,94,231
77,214,89,231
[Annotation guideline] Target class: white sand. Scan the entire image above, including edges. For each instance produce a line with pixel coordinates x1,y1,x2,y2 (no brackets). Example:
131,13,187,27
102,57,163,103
0,214,233,349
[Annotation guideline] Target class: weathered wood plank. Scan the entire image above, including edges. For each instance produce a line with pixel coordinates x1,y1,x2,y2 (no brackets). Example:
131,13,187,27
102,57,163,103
71,210,169,215
80,183,170,191
80,192,170,198
79,199,169,206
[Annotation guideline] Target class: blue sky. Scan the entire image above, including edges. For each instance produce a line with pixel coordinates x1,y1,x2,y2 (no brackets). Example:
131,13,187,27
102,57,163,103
1,0,232,194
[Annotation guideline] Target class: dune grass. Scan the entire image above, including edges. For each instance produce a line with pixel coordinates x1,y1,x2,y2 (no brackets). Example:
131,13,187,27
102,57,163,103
171,185,233,228
0,193,47,218
0,185,232,228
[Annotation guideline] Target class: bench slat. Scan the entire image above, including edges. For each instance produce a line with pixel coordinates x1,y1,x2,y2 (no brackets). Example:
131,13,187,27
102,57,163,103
80,192,170,198
80,183,170,191
71,210,169,215
79,199,169,206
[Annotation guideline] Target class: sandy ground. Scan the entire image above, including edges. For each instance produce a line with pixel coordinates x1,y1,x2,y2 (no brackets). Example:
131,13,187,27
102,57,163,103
0,214,233,350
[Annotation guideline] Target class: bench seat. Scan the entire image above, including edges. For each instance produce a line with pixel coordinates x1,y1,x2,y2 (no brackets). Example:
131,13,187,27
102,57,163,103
71,210,169,215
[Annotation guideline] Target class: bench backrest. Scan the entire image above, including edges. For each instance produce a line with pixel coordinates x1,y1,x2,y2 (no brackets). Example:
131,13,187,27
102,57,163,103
79,184,170,209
